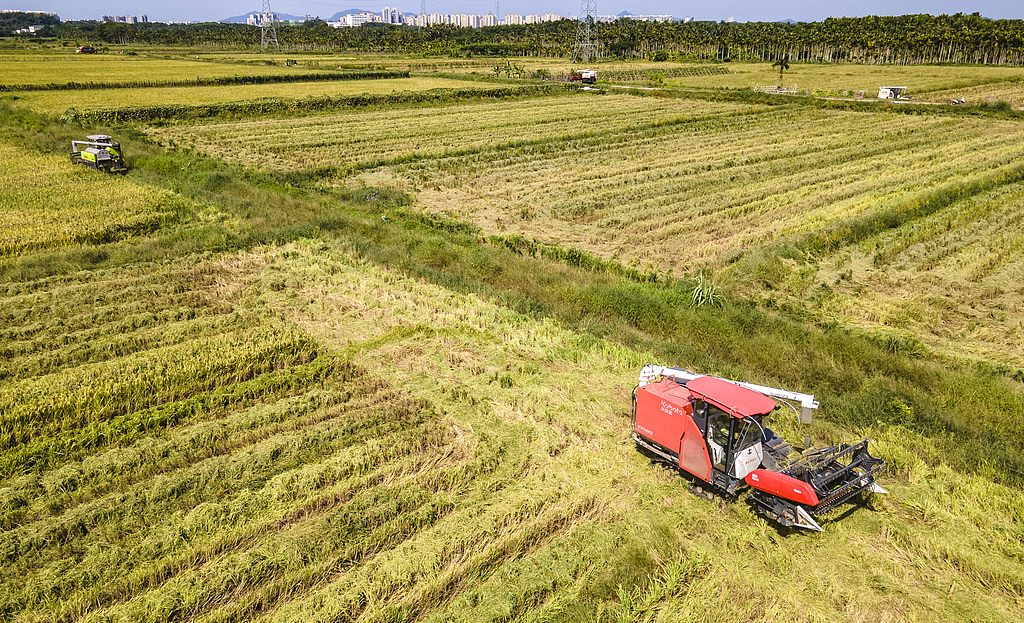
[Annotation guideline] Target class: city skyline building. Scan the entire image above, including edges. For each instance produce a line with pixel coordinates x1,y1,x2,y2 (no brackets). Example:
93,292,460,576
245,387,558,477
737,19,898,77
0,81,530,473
317,9,566,27
101,15,148,23
6,1,1024,26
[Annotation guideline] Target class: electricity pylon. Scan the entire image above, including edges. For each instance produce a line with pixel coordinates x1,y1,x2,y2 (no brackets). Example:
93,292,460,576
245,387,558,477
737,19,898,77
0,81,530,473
571,0,598,63
260,0,279,53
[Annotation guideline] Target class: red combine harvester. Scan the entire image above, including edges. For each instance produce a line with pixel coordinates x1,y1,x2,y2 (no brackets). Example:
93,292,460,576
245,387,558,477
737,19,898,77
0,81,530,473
632,365,886,531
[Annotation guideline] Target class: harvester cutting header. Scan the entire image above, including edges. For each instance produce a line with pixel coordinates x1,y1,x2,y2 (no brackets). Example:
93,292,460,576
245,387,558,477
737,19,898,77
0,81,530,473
632,365,886,531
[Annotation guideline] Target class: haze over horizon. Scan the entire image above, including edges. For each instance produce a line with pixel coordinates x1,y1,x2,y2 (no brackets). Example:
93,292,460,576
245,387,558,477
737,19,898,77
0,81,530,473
4,0,1022,26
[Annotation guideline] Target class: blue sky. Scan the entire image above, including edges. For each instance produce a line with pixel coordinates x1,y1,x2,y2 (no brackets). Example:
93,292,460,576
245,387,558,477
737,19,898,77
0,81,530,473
5,0,1023,24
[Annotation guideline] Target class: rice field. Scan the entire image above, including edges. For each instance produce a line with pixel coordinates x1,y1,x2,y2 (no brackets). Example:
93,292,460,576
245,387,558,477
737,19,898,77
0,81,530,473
3,235,1021,622
150,93,761,171
353,107,1023,271
6,76,491,115
151,89,1024,370
3,48,1013,97
662,61,1024,94
916,80,1024,107
376,105,1023,369
195,52,496,72
5,48,1024,622
0,136,177,256
804,181,1024,368
0,52,299,87
0,256,457,623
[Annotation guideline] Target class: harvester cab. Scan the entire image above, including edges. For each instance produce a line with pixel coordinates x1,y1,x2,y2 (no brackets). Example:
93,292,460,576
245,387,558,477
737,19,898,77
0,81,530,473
70,135,127,173
632,365,887,532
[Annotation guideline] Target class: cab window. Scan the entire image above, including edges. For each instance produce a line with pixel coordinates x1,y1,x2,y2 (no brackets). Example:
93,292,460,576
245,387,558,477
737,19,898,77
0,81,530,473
705,406,731,470
732,419,760,453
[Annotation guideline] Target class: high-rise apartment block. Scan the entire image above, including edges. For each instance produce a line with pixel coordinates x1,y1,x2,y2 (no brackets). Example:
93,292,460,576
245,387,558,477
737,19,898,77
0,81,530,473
102,15,149,24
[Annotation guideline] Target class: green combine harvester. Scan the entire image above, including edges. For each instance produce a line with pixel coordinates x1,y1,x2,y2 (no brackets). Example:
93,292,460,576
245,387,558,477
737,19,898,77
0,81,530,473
70,134,126,172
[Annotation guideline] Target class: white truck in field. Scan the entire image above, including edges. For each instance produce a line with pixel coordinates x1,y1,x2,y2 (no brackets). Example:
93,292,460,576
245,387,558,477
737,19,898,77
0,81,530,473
877,86,910,100
571,70,597,84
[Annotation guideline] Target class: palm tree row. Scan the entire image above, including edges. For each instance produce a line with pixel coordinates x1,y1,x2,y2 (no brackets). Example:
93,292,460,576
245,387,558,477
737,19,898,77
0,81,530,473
52,13,1024,65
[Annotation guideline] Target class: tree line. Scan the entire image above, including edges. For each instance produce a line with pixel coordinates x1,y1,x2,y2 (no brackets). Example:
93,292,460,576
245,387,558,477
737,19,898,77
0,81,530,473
0,11,60,37
9,12,1024,65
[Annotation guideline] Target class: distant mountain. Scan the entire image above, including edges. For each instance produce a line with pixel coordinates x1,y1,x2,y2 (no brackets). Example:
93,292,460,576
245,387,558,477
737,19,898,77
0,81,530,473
617,11,633,17
327,9,368,20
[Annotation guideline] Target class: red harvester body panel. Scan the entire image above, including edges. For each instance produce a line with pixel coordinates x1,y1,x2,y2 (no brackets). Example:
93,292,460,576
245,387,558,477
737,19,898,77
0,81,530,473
686,376,777,418
678,418,712,481
634,379,712,481
634,379,691,450
745,469,819,507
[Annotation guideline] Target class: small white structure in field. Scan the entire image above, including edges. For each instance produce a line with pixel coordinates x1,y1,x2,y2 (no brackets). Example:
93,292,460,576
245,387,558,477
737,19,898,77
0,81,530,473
878,86,909,100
